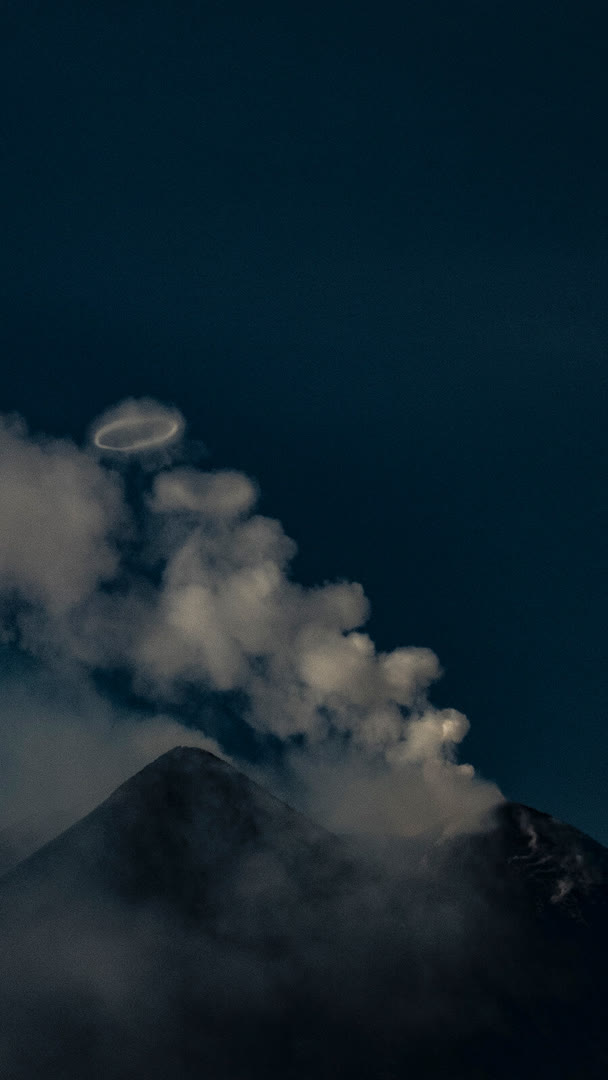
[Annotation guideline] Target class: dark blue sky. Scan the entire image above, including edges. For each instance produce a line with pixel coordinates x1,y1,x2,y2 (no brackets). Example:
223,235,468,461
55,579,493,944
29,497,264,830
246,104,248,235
2,1,607,838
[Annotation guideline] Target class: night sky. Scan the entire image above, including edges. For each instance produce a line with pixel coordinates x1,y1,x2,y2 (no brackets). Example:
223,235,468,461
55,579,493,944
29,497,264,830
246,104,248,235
1,1,607,839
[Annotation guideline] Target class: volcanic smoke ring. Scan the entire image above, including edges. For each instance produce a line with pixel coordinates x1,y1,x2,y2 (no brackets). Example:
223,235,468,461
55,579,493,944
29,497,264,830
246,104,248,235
93,413,182,452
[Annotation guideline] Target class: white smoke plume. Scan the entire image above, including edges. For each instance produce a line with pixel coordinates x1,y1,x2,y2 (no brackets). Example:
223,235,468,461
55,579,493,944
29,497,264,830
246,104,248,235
0,414,124,617
0,400,502,839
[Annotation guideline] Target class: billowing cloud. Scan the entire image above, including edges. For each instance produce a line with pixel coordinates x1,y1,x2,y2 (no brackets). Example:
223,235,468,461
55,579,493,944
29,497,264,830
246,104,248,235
0,400,502,839
151,468,257,519
0,416,124,616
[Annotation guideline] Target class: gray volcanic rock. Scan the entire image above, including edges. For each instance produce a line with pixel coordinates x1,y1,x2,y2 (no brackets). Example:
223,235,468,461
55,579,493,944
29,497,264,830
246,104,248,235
2,746,339,912
1,747,607,1079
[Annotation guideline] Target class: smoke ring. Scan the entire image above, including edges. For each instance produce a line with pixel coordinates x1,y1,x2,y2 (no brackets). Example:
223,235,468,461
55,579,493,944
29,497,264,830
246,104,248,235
93,415,182,453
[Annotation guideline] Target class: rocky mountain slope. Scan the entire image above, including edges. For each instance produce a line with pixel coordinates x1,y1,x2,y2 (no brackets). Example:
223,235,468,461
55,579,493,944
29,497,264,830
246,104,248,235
1,747,606,1078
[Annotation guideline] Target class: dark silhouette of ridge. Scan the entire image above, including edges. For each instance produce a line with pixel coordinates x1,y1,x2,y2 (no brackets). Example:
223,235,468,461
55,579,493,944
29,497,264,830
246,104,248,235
2,746,335,910
0,746,607,1079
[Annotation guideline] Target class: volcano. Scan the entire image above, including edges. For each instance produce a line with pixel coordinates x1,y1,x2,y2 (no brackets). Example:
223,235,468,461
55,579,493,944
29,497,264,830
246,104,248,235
1,746,606,1078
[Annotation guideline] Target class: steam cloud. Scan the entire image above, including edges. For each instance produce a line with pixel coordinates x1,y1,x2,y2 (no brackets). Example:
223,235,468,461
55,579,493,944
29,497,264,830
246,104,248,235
0,399,501,841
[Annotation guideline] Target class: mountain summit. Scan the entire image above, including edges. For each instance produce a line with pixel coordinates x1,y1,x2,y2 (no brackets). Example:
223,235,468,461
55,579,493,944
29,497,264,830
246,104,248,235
1,747,607,1079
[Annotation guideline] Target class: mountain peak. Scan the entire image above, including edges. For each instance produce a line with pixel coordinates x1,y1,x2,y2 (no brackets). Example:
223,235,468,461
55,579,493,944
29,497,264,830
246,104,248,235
3,742,334,916
135,743,226,770
1,754,607,1079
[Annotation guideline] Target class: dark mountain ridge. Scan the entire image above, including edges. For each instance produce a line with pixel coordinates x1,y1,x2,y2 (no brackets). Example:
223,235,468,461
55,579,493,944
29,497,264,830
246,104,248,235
1,747,607,1078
